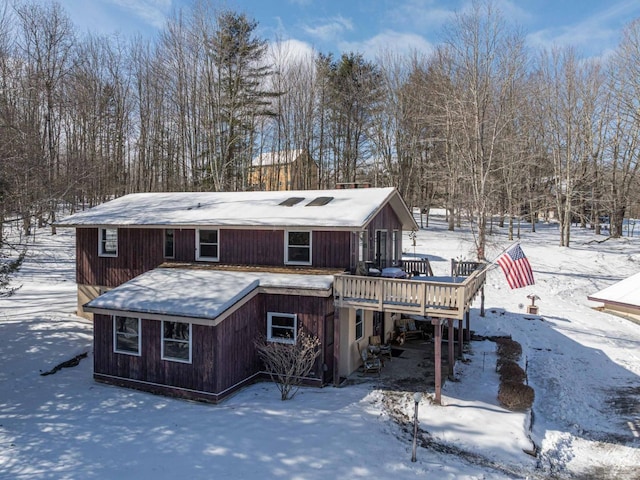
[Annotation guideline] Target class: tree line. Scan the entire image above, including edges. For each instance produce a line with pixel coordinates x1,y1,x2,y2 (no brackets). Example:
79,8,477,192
1,0,639,258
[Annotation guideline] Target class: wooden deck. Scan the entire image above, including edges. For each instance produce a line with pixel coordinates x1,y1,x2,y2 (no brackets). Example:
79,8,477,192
333,268,486,320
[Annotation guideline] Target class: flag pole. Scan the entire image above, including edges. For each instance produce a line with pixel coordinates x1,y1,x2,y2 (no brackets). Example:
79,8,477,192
480,241,520,273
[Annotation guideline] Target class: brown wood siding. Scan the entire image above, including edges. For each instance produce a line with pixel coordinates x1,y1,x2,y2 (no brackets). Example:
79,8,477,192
175,228,195,261
94,314,218,394
93,292,334,399
365,203,403,266
219,230,283,265
312,230,350,269
78,226,351,288
213,295,265,392
77,228,165,287
205,228,349,269
262,294,334,380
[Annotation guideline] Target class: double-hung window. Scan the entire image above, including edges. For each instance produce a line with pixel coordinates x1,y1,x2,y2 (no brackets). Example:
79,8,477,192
99,228,118,257
197,229,219,261
267,312,297,344
114,316,140,355
285,231,311,265
161,321,191,363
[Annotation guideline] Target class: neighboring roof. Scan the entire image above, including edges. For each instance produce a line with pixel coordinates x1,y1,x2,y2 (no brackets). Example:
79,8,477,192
84,267,334,321
587,272,640,309
57,187,419,231
250,149,307,167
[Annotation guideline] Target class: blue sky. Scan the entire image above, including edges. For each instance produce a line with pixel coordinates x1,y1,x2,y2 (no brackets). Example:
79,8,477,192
61,0,640,59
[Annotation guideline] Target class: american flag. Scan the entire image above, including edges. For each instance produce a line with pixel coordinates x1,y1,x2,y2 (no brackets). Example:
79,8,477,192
497,244,535,289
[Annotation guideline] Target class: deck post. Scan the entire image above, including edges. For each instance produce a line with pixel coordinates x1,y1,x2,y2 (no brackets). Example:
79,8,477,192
333,308,341,386
457,318,464,359
432,318,442,405
447,318,455,376
464,310,471,342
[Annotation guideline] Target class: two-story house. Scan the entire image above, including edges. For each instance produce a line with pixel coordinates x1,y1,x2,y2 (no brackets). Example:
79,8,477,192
58,187,419,403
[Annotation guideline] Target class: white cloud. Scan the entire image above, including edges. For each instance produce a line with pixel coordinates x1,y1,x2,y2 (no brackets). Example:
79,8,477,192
525,0,640,58
458,0,532,24
339,30,435,60
302,15,353,42
109,0,172,29
388,0,456,32
268,38,316,65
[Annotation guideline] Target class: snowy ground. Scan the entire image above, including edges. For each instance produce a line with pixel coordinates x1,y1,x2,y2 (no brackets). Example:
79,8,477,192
1,213,639,479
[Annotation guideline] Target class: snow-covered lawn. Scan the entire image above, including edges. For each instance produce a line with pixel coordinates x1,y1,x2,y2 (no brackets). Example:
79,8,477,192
1,214,639,479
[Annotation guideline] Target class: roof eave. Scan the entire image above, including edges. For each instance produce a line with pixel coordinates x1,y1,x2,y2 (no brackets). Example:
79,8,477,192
587,296,640,310
362,188,419,231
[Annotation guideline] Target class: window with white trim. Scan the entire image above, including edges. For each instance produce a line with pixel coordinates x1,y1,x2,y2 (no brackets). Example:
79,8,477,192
355,309,364,340
164,229,175,258
285,231,311,265
99,228,118,257
114,316,140,355
161,321,192,363
267,312,297,344
196,229,219,261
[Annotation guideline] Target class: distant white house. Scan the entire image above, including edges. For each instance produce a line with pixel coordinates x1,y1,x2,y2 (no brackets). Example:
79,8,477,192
588,272,640,324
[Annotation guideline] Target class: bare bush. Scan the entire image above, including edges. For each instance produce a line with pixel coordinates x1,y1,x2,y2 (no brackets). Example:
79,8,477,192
497,360,526,383
498,382,535,411
494,337,534,411
495,337,522,361
255,328,321,401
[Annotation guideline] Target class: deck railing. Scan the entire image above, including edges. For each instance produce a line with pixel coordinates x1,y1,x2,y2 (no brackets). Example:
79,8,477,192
333,268,486,320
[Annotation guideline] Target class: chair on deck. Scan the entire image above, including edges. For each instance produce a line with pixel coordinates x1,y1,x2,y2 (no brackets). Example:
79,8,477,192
395,317,424,341
451,259,482,277
369,335,392,362
358,343,382,376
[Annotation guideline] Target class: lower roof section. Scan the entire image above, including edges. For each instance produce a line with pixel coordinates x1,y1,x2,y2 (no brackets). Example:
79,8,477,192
85,267,334,322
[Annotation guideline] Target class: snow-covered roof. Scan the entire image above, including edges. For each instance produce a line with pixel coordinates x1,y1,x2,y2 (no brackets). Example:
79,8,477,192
85,267,334,321
250,149,306,167
57,187,418,230
588,271,640,309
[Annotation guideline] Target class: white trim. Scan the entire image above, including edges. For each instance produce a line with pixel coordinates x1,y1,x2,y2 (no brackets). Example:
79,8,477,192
161,320,192,363
113,315,141,355
196,228,219,261
358,231,366,262
355,309,364,340
94,371,263,400
392,230,399,265
284,230,312,265
60,223,365,232
267,312,297,344
99,227,118,257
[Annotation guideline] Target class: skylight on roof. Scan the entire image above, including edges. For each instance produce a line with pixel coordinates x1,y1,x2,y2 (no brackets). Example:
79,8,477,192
305,196,334,206
279,197,305,207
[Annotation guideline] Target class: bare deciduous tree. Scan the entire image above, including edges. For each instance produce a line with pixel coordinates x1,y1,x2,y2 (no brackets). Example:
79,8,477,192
605,19,640,238
439,0,528,258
